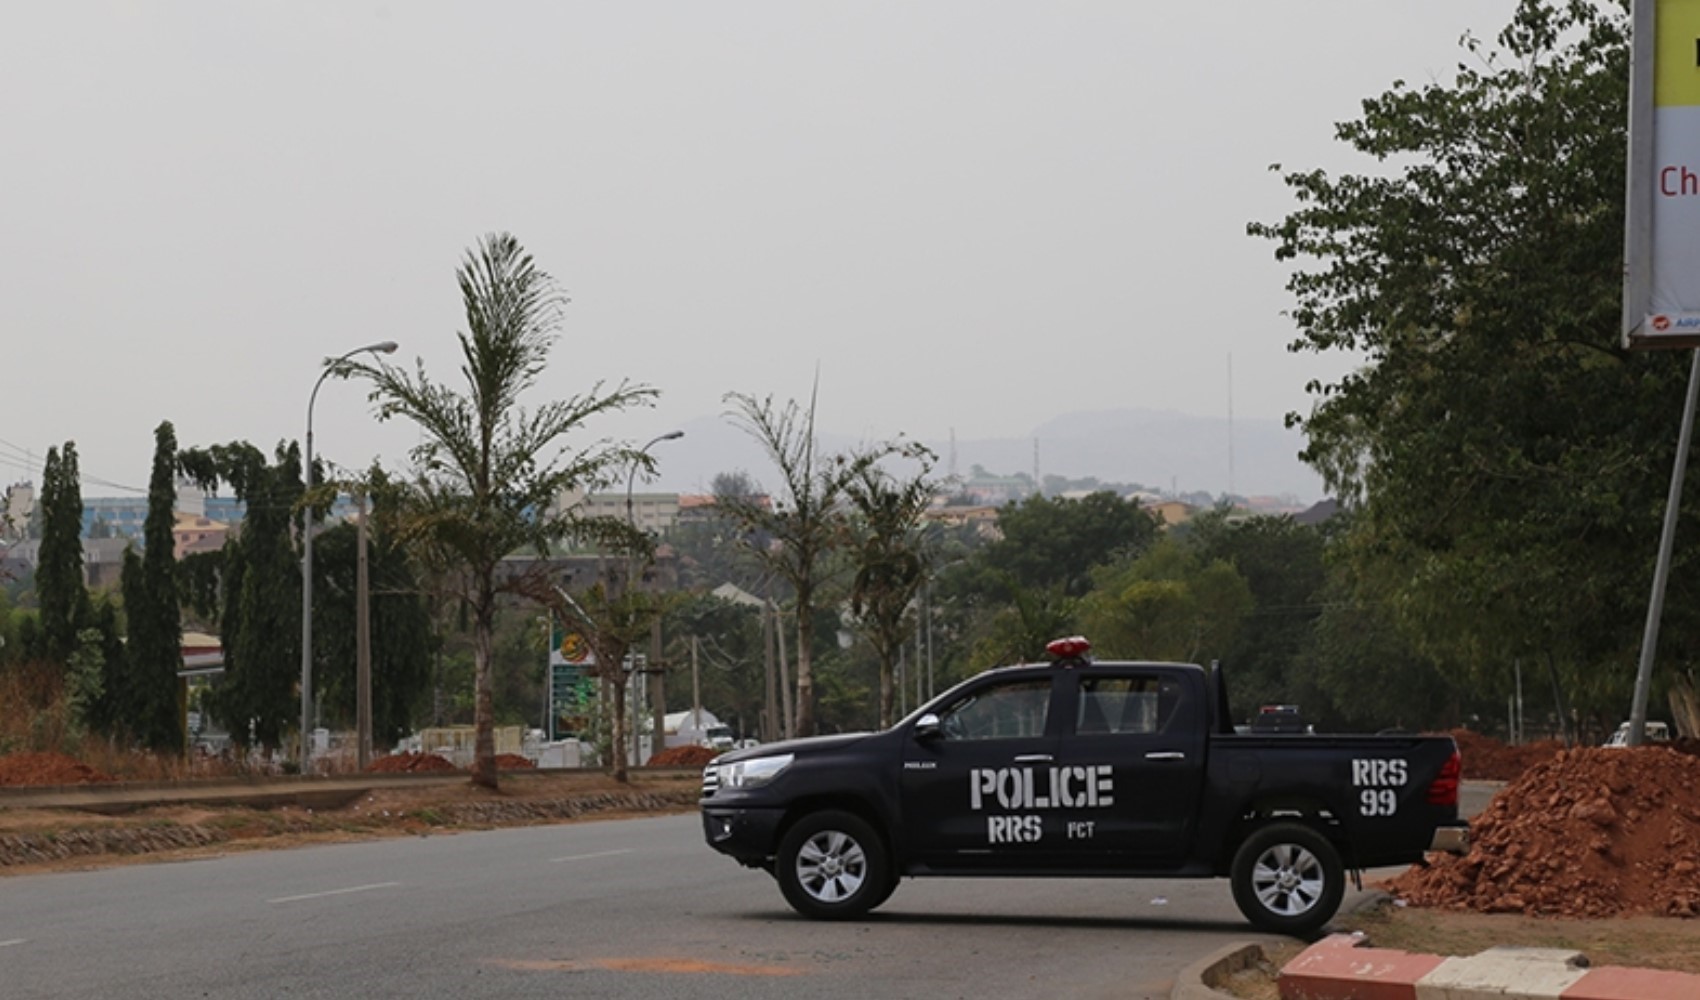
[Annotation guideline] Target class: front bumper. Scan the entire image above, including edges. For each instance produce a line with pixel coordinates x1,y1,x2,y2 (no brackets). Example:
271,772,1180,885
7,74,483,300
701,806,785,863
1429,822,1470,854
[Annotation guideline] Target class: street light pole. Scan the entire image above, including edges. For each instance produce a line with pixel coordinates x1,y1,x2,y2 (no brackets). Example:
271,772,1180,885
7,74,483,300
627,430,681,766
300,340,398,773
625,430,685,533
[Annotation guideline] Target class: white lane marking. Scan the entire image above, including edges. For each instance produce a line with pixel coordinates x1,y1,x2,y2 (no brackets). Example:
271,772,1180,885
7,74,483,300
267,881,400,904
0,939,25,948
548,849,634,863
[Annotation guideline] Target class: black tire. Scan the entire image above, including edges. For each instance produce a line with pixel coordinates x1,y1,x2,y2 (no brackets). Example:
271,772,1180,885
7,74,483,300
1229,822,1345,936
775,810,890,919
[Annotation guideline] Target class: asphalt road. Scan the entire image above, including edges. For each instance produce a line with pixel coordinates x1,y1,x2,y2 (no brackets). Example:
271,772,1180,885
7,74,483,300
0,814,1301,1000
1,784,1497,1000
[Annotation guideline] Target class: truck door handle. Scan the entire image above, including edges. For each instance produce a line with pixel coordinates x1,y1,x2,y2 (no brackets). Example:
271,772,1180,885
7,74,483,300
1013,754,1054,763
1145,751,1186,761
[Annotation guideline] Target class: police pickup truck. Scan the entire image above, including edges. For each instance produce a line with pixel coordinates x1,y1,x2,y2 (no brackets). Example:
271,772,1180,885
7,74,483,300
700,637,1467,935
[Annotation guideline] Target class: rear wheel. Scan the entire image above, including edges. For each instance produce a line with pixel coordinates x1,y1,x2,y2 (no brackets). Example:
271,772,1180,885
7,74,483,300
776,810,890,919
1229,822,1344,936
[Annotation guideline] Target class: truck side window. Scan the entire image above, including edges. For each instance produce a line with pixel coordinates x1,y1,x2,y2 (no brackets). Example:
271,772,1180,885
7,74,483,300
1077,676,1183,735
938,679,1050,741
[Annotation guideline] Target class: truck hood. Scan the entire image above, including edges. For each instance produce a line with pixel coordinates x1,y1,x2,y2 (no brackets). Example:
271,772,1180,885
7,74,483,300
715,732,874,764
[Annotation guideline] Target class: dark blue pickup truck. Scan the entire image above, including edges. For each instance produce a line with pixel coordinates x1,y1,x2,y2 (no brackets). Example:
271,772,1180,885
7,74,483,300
700,637,1467,934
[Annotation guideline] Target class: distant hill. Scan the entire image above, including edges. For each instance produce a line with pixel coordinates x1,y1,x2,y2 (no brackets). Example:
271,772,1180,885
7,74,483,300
649,409,1324,503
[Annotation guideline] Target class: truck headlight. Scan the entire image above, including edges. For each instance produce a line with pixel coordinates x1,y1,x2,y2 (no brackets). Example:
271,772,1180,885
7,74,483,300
717,754,794,789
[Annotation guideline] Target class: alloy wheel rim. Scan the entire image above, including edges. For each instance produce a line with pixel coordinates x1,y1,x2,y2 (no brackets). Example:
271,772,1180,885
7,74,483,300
795,829,868,903
1250,842,1324,916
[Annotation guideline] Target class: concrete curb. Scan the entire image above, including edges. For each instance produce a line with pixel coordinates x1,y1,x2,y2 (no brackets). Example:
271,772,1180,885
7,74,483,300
1170,941,1265,1000
1281,933,1700,1000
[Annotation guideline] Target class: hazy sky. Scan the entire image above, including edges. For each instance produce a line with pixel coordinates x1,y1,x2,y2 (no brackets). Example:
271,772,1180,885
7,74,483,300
2,1,1519,498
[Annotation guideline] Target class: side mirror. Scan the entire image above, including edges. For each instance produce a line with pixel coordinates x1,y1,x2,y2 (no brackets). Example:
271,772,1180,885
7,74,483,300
914,713,942,739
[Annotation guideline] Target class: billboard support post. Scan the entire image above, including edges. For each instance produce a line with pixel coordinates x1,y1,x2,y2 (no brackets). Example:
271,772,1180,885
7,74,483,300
1631,349,1700,746
1623,0,1700,744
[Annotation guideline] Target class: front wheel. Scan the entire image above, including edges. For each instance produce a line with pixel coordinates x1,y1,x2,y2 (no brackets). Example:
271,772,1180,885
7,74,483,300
775,810,890,919
1229,822,1345,936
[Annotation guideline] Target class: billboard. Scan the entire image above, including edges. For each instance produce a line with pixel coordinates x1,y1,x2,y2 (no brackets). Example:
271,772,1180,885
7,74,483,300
549,621,597,739
1626,0,1700,347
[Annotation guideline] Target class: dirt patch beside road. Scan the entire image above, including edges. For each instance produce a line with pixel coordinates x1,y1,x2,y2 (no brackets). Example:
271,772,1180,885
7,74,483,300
0,751,116,786
0,770,700,875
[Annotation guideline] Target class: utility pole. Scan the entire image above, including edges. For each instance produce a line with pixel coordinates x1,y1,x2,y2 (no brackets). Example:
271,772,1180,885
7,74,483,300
650,617,665,763
691,635,701,730
356,488,372,770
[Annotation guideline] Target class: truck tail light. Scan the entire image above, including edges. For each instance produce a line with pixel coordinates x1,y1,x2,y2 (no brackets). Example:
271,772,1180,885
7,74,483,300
1427,750,1461,806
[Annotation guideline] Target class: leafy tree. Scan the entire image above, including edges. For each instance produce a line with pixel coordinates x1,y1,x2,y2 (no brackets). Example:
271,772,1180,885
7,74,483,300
845,454,938,727
332,232,656,788
662,593,765,739
966,580,1079,671
1079,536,1253,664
1248,0,1675,717
65,627,106,738
1297,553,1477,733
0,590,19,666
180,441,305,753
975,492,1159,598
120,422,185,753
85,597,127,738
32,443,88,665
1182,510,1328,711
310,482,434,748
719,387,906,737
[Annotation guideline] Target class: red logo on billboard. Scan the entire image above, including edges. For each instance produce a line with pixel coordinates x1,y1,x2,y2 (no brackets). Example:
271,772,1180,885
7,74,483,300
1654,315,1673,331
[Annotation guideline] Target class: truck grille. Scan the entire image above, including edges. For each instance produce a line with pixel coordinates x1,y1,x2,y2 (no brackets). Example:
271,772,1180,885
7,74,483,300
701,765,719,796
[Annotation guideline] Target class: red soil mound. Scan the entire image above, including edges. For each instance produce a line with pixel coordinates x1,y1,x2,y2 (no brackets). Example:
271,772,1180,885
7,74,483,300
0,751,116,786
646,744,720,767
1446,728,1566,783
1388,745,1700,918
494,753,535,769
365,752,458,773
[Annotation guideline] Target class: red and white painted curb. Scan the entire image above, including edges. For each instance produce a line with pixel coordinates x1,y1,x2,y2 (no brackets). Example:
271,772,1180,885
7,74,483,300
1280,933,1700,1000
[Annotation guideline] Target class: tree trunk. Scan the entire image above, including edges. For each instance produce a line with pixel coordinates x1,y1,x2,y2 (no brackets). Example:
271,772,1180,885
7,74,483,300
608,658,629,783
471,592,498,790
789,594,810,736
878,649,894,730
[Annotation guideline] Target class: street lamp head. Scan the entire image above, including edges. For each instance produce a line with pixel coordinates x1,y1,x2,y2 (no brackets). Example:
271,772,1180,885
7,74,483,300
365,341,399,356
659,430,684,442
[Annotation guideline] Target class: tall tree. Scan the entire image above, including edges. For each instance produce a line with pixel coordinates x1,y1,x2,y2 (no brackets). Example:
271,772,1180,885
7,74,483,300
121,422,184,753
1248,0,1673,717
32,443,88,665
845,453,938,728
333,232,655,788
977,491,1160,597
179,441,304,753
1182,510,1328,711
720,387,900,737
311,471,434,748
1078,536,1254,665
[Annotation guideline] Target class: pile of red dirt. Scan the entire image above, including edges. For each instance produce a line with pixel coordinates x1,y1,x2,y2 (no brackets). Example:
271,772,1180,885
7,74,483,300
494,753,535,769
1446,728,1566,783
1388,745,1700,918
646,745,720,767
0,751,116,786
365,752,459,773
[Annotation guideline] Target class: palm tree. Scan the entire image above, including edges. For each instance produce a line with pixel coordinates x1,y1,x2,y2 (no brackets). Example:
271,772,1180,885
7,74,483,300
333,232,656,788
719,386,896,737
845,454,938,728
